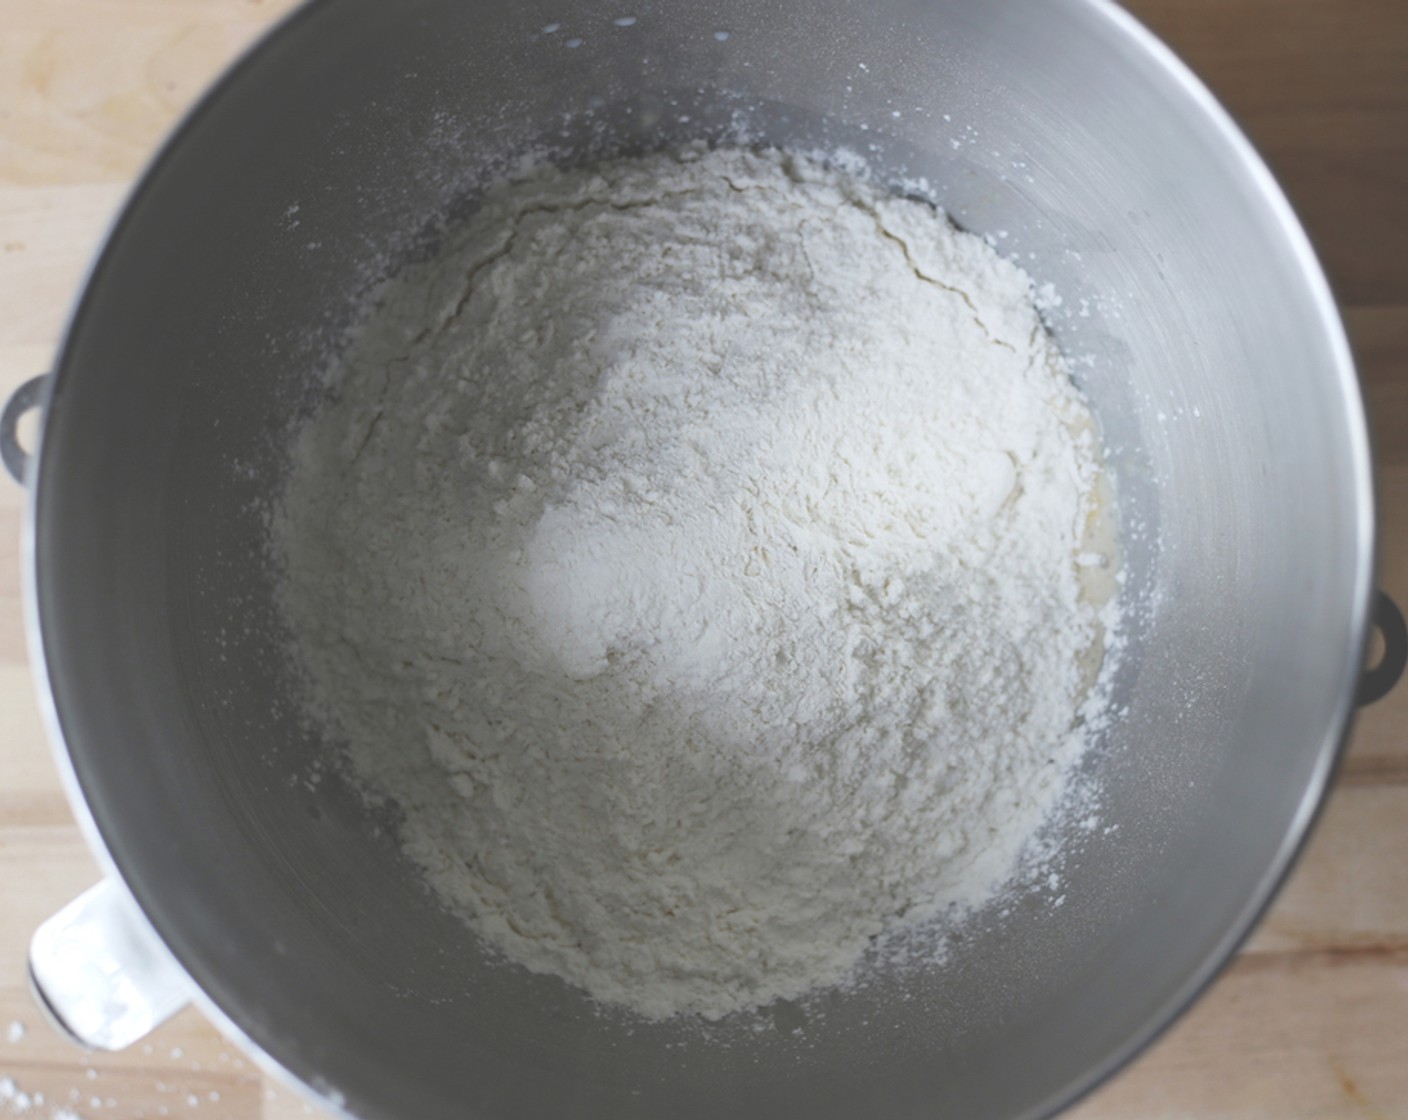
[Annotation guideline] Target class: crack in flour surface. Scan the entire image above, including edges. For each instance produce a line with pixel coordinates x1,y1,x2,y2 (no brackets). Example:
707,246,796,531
275,146,1114,1021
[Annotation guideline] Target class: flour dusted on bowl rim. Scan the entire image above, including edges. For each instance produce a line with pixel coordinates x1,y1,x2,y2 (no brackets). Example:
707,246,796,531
273,144,1118,1020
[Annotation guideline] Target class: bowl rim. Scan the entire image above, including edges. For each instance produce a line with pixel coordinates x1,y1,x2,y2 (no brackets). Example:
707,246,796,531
17,1,1377,1118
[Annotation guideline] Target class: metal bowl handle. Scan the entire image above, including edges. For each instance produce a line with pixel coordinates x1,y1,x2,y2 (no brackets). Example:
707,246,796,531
1358,590,1407,706
2,374,49,484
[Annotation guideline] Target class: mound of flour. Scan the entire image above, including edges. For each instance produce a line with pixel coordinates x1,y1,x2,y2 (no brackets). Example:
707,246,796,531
275,145,1108,1020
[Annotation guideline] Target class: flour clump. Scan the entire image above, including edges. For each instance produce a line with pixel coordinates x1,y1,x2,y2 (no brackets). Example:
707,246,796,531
275,145,1113,1020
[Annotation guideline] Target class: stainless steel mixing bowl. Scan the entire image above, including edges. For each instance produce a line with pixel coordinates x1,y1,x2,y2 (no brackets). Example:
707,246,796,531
5,0,1402,1117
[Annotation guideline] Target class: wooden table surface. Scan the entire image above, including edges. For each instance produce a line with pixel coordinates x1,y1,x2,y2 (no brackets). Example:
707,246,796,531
1,2,1405,1117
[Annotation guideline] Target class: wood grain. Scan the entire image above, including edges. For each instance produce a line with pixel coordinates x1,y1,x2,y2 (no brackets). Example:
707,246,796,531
1,1,1405,1118
1130,0,1408,306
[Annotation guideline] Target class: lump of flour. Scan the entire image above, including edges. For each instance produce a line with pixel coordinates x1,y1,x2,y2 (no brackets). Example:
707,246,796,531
275,145,1112,1020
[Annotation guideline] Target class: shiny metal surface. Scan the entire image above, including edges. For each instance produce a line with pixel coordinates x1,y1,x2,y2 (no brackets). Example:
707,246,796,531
20,0,1375,1117
1,374,46,483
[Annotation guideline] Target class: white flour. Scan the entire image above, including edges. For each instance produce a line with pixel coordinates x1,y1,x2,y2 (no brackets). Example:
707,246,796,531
275,145,1110,1020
